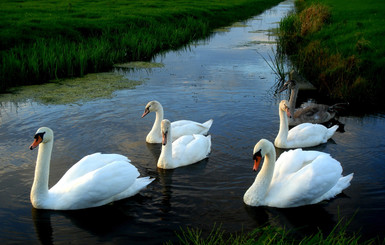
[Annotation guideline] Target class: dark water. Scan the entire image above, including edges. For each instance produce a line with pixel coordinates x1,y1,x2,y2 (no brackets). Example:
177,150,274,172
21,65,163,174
1,0,385,244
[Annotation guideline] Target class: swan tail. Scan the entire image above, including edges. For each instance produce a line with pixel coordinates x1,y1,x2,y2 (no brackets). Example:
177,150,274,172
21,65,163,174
206,135,212,156
202,119,214,130
332,173,354,197
329,102,349,112
327,125,339,138
113,177,155,201
338,173,354,190
135,176,155,191
314,173,354,203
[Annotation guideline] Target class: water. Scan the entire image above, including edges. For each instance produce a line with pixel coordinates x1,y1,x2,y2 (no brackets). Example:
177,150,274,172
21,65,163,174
1,0,385,243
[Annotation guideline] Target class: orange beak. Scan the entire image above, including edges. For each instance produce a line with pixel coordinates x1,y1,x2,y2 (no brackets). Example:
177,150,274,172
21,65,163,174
162,131,167,146
141,108,150,118
285,107,291,118
253,156,262,172
29,135,43,150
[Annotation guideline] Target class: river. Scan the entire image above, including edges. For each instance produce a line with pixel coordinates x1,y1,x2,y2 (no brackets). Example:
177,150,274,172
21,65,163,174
0,0,384,244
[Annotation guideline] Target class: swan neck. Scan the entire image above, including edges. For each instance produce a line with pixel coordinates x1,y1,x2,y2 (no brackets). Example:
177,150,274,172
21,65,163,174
158,128,173,169
249,148,276,202
257,151,276,185
150,107,164,134
31,139,53,204
154,107,164,128
276,106,288,145
289,86,298,116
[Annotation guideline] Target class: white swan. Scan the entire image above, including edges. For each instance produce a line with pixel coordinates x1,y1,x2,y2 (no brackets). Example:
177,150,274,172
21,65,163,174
157,119,211,169
141,100,213,143
244,139,353,208
274,100,339,149
280,78,346,126
29,127,154,210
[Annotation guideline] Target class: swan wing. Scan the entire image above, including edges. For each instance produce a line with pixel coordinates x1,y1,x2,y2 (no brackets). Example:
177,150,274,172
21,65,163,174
273,149,329,181
294,105,334,123
267,153,343,207
172,134,211,167
52,153,130,190
287,123,329,146
49,160,139,209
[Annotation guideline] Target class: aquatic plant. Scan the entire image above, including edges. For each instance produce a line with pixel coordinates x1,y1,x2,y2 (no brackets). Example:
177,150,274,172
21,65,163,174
0,72,142,105
258,48,290,93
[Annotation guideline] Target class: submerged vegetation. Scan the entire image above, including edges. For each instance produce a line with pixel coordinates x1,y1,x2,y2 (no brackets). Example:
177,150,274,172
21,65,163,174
278,0,385,108
0,0,282,92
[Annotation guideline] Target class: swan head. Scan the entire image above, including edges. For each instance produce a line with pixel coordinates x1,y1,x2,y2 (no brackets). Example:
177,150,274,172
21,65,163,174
142,100,162,118
279,79,296,93
279,100,291,118
252,139,274,172
29,127,53,150
161,119,171,146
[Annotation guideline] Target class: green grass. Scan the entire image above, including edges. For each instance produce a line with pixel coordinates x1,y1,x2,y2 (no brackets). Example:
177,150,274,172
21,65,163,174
278,0,385,108
0,0,282,92
165,218,382,245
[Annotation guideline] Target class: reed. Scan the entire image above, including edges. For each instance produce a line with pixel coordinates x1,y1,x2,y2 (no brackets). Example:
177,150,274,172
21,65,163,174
259,48,289,92
0,0,282,92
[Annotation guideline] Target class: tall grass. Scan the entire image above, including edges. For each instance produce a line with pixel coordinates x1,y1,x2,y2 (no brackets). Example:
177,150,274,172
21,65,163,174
0,0,282,92
277,0,385,108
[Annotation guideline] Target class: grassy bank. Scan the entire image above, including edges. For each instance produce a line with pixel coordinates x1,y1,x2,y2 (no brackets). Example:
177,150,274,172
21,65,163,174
0,0,282,92
278,0,385,108
165,220,381,245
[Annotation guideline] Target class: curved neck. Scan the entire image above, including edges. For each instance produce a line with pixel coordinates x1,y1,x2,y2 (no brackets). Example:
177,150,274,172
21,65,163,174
289,86,298,116
31,140,53,205
149,107,164,138
248,148,276,203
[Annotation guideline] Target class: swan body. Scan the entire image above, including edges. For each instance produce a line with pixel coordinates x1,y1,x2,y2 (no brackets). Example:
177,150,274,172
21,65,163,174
29,127,154,210
157,119,211,169
244,139,353,208
274,100,338,149
142,100,213,143
280,79,344,126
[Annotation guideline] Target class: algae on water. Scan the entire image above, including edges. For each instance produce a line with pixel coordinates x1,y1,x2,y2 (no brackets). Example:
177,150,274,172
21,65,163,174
114,61,164,69
0,72,142,105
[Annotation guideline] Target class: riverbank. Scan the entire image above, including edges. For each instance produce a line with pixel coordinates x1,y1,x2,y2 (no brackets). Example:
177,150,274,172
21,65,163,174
278,0,385,109
0,0,282,92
